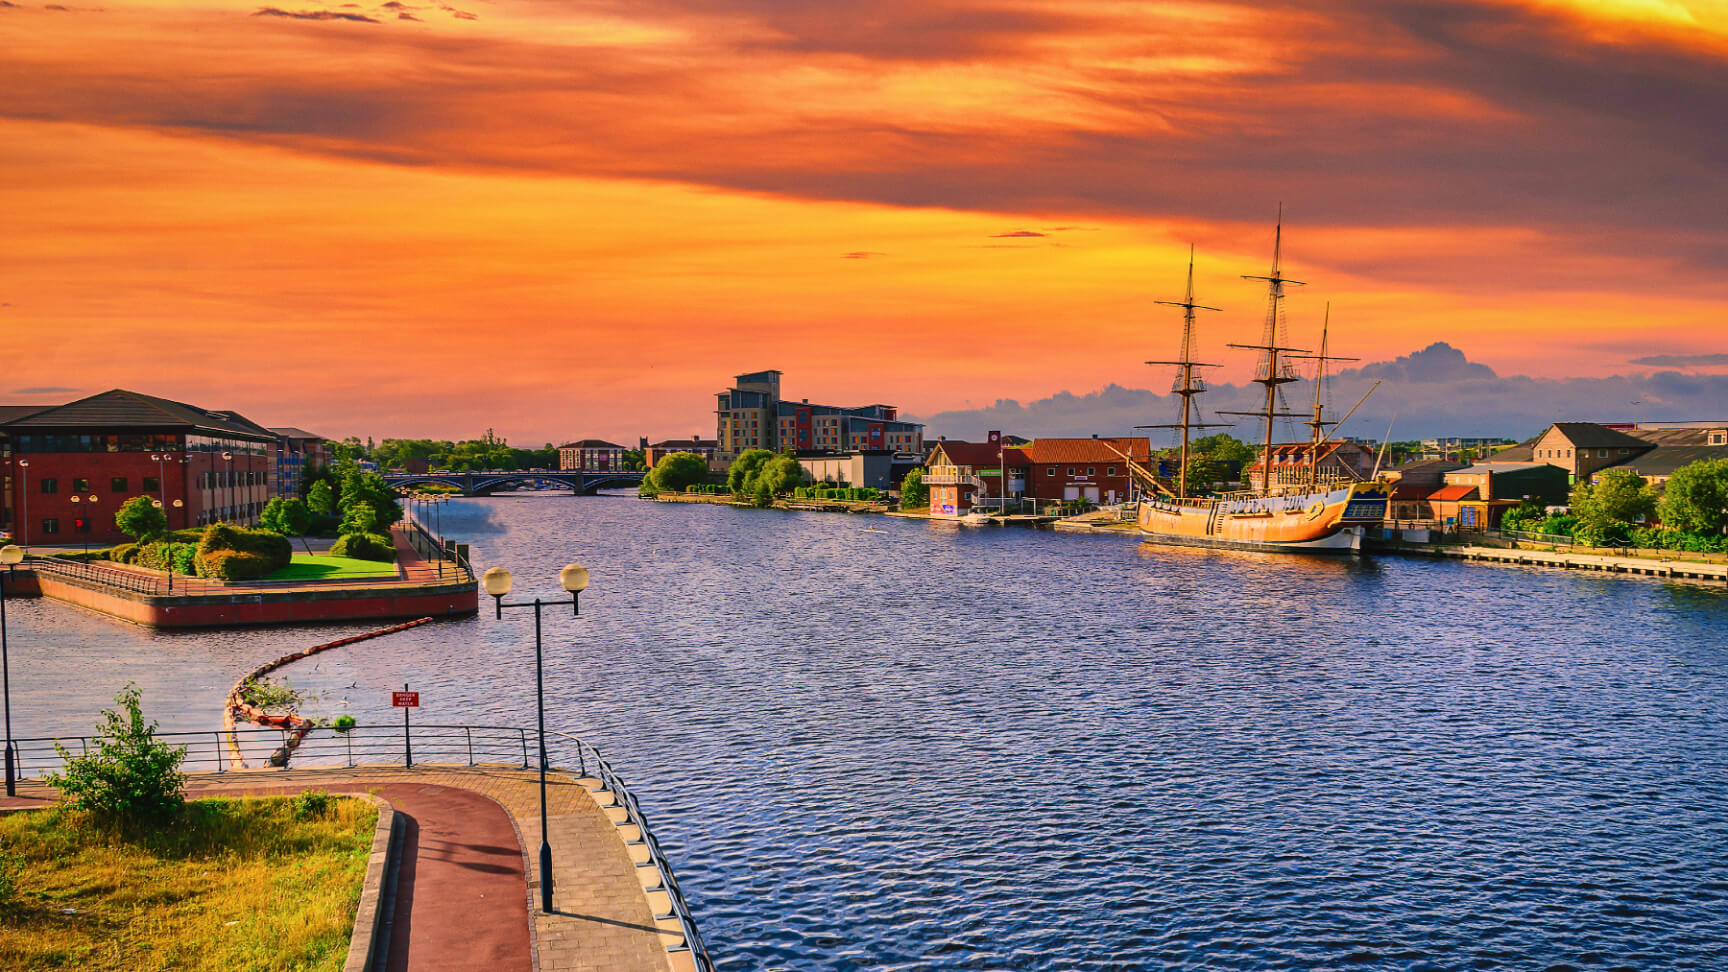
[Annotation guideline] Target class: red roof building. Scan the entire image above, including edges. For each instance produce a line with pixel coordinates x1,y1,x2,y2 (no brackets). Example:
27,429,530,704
1021,437,1150,505
924,436,1029,516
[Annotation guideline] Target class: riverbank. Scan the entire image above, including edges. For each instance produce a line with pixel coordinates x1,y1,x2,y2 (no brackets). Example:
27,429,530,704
12,524,478,627
1375,541,1728,583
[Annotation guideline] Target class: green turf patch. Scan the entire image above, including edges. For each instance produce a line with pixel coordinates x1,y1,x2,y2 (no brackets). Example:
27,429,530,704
268,553,399,580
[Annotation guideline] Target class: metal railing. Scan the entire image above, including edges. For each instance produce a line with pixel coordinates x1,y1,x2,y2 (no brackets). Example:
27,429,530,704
9,724,534,777
549,730,716,972
22,551,473,597
401,515,475,581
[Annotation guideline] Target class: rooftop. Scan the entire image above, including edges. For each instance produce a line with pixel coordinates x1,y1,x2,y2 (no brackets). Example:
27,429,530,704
1428,484,1479,502
1548,422,1652,450
0,388,275,440
927,440,1030,468
1023,437,1151,464
559,439,627,449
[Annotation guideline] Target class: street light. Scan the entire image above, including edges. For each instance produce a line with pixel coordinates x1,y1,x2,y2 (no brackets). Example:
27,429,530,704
14,459,26,550
483,561,590,914
151,453,186,530
221,451,235,525
1,542,23,795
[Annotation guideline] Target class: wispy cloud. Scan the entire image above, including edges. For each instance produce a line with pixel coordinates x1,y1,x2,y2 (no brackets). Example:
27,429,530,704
991,230,1046,238
252,7,379,22
14,385,77,395
841,251,885,259
1630,352,1728,367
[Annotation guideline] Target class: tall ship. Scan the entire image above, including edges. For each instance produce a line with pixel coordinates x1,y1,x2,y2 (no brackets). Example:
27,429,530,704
1124,219,1391,553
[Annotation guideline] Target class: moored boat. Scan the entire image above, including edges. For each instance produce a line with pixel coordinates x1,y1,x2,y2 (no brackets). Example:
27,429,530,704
1126,216,1390,553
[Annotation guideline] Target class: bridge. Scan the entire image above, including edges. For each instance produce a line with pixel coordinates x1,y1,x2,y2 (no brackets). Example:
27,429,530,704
382,469,647,496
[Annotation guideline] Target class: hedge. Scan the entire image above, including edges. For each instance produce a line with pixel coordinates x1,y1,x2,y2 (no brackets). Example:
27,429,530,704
196,523,292,580
330,532,397,562
136,540,198,575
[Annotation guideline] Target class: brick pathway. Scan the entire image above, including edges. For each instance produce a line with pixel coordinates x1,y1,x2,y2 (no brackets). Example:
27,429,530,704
1,764,676,972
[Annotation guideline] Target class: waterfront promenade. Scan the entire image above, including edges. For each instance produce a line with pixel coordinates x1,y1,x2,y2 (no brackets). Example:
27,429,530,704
1,765,678,972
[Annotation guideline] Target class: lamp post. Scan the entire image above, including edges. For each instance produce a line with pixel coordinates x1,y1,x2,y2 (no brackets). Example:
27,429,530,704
14,459,27,550
482,561,590,914
221,451,235,524
151,452,186,530
2,543,23,795
70,495,83,552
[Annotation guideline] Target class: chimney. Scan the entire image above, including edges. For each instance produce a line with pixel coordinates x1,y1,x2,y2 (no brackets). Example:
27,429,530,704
1091,433,1098,439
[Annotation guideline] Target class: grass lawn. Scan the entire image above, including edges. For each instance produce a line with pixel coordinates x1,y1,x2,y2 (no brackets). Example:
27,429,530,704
268,553,399,581
0,795,378,971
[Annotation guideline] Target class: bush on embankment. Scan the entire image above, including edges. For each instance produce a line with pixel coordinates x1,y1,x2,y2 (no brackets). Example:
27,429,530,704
195,524,293,581
329,532,397,562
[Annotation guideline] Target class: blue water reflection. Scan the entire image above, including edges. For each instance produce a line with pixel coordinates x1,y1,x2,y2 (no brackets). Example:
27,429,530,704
10,494,1728,970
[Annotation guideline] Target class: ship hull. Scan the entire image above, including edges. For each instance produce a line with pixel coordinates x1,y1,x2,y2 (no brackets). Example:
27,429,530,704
1138,481,1390,554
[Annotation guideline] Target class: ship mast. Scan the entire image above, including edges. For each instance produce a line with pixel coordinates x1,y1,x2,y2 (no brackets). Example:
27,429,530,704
1137,246,1230,497
1291,304,1357,487
1221,207,1309,494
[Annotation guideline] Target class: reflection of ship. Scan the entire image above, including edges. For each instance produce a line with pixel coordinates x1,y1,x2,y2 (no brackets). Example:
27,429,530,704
1123,217,1390,553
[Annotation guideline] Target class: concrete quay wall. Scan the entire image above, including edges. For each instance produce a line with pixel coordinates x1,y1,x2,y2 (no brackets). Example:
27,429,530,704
18,569,478,627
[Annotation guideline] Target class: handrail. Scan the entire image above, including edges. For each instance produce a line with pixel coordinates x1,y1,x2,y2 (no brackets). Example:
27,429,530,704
545,729,716,972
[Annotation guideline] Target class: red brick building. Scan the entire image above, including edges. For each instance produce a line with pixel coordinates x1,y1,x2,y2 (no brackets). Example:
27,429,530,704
558,439,628,471
924,435,1029,516
644,436,717,468
1022,437,1151,505
1,389,277,546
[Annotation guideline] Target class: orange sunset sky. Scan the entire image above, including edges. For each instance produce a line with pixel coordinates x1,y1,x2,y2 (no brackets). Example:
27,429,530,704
5,0,1728,443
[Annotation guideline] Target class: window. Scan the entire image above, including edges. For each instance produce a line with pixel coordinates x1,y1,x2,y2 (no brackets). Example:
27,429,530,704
1046,468,1055,477
72,477,89,492
143,476,159,491
111,476,128,492
41,518,59,535
1618,449,1628,456
41,478,58,494
1087,467,1095,475
1067,467,1074,475
1108,466,1116,475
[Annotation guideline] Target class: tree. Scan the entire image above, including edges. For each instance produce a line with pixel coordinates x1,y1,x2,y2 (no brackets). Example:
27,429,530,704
645,452,709,493
47,683,186,826
1659,458,1728,536
306,480,335,515
259,496,287,533
114,495,168,541
621,449,647,472
756,455,805,496
339,501,378,536
727,449,775,494
1183,455,1223,492
1570,468,1658,545
1189,433,1255,466
899,467,929,508
1499,498,1546,533
265,497,314,552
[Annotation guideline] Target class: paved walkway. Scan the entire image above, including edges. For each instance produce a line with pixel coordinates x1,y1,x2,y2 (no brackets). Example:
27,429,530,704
1,764,677,972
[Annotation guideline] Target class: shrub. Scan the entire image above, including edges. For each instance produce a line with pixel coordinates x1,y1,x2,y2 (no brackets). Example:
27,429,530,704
291,790,334,820
109,542,140,564
330,532,397,562
194,523,292,579
330,714,357,733
197,549,274,581
46,683,186,827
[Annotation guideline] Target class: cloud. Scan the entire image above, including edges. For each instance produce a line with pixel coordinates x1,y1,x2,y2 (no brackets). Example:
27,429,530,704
990,230,1046,238
1341,342,1497,382
252,7,379,22
13,385,77,395
841,251,884,259
1630,352,1728,368
913,345,1728,441
397,11,419,20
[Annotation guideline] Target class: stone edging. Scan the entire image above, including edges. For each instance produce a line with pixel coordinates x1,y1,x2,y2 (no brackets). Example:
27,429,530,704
343,792,400,972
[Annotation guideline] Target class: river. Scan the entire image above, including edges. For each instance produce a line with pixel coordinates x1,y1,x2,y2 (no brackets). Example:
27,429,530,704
10,495,1728,970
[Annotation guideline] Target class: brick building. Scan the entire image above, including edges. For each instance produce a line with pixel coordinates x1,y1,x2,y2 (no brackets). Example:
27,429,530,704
924,434,1029,516
1,389,277,546
1022,437,1151,505
267,426,328,499
558,440,627,471
644,436,717,468
715,370,923,460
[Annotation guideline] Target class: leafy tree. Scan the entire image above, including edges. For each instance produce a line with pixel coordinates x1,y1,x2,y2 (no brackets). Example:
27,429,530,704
1189,433,1255,466
339,501,378,536
727,449,775,494
1658,458,1728,536
755,455,805,496
306,480,335,515
259,496,286,533
46,683,186,826
899,467,929,508
645,452,709,493
1499,498,1546,533
278,497,312,536
621,449,647,472
1183,455,1223,492
114,495,169,541
1570,469,1658,544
